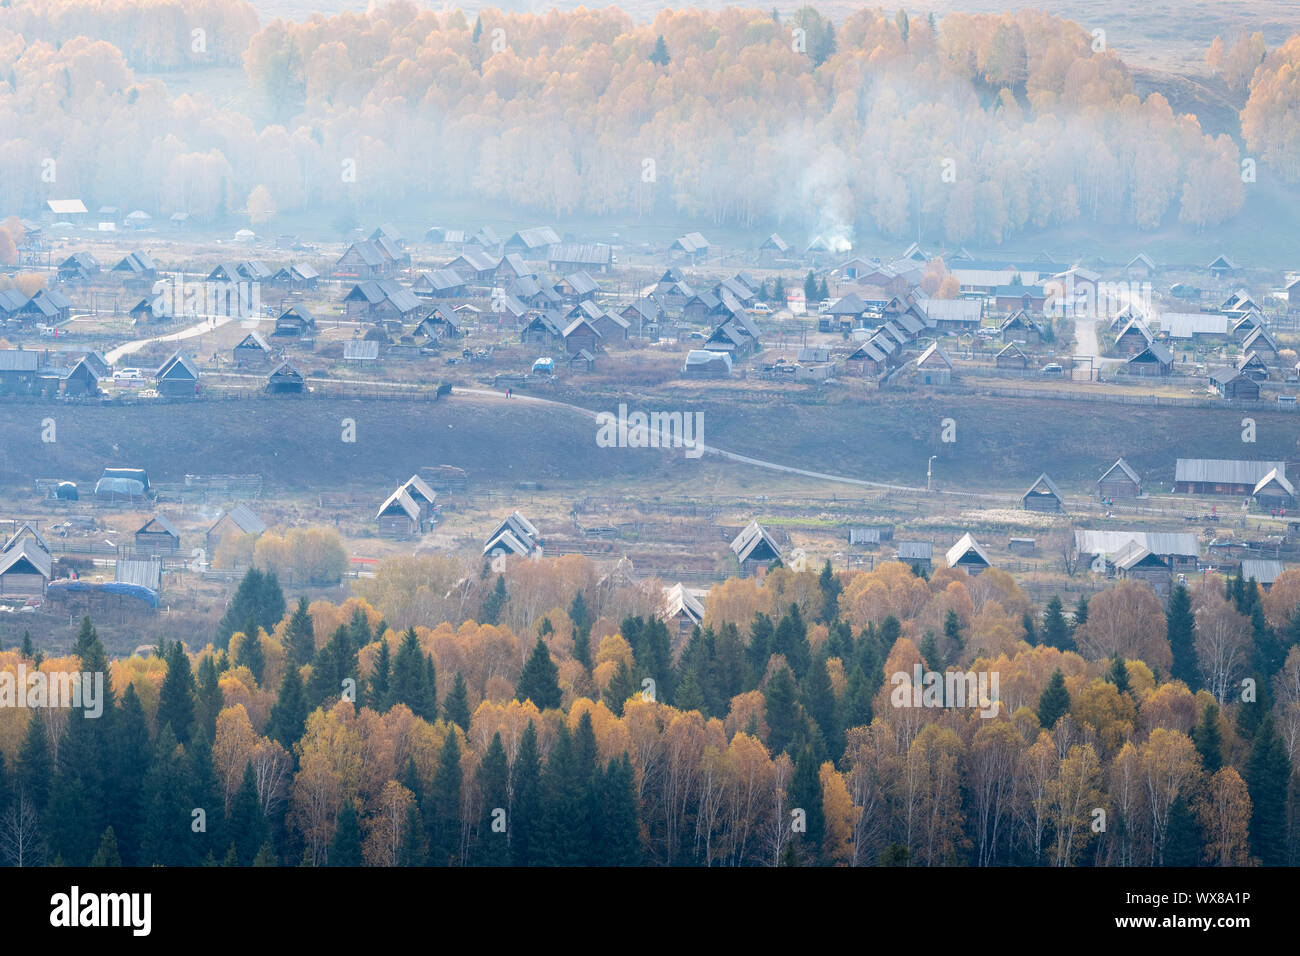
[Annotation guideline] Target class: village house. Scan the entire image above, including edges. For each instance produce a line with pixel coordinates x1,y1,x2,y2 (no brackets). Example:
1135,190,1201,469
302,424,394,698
1022,473,1065,512
1114,318,1155,355
660,583,706,645
1241,326,1279,363
1113,545,1173,599
895,541,932,574
336,240,393,279
343,280,424,323
1209,368,1260,401
1125,253,1157,279
1126,342,1174,377
272,306,317,340
1207,254,1238,279
520,313,564,347
155,350,200,398
917,297,983,331
445,249,500,283
232,331,274,368
269,263,320,292
670,232,709,262
1000,310,1045,344
57,252,100,283
946,533,991,575
205,504,267,556
846,340,889,378
914,342,954,385
1174,459,1285,496
411,269,469,299
62,356,101,397
135,515,181,555
505,227,561,259
548,243,613,273
1240,559,1284,590
993,286,1048,315
484,512,542,558
1098,458,1141,499
555,271,600,303
995,342,1029,370
112,251,157,284
1252,468,1295,511
266,361,306,394
759,234,788,262
0,525,52,601
563,317,603,356
1237,352,1270,381
591,310,630,345
731,521,781,576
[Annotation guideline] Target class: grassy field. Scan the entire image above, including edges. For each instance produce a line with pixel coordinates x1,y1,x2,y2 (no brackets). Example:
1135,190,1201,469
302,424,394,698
4,389,1297,497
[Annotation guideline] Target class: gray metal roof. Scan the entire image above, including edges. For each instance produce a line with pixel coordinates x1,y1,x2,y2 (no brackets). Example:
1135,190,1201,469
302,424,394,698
1074,529,1199,558
1175,459,1285,485
897,541,932,560
946,533,990,569
115,556,162,590
1240,559,1284,585
1099,457,1140,486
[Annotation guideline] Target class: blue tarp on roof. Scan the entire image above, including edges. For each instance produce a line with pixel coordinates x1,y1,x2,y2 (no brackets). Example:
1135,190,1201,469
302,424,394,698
48,579,159,608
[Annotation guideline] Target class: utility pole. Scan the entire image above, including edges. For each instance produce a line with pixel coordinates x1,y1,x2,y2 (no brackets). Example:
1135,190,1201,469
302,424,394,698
928,455,937,493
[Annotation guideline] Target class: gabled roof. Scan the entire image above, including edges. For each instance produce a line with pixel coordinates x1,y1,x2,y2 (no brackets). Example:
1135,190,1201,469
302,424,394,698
996,342,1028,361
1175,459,1284,485
760,233,788,252
1240,559,1284,585
1074,529,1199,559
137,514,180,538
672,232,709,253
1129,342,1173,365
484,512,541,555
400,474,437,505
916,342,953,370
267,360,303,384
212,504,266,536
562,271,599,296
1023,473,1064,502
1000,309,1043,332
2,522,49,555
235,331,271,351
376,487,421,523
156,350,199,381
1098,457,1140,487
507,226,561,250
662,582,706,624
731,520,780,563
1253,468,1295,497
946,533,991,569
896,541,932,560
0,541,52,579
1242,325,1278,350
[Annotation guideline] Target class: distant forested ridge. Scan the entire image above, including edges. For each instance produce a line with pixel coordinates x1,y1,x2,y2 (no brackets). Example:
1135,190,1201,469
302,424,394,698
0,0,1277,241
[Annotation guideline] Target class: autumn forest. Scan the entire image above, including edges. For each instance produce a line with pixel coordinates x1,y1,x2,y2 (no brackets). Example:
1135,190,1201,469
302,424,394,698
0,553,1295,868
2,0,1300,242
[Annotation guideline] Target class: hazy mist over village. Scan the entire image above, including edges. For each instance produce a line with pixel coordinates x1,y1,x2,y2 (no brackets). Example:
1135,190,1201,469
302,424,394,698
0,0,1297,932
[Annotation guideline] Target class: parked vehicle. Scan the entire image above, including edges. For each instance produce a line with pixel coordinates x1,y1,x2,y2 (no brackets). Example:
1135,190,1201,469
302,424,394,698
1041,363,1064,375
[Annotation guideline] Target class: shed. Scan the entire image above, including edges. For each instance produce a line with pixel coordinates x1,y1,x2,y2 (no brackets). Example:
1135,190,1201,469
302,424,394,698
1098,458,1141,499
135,515,181,555
1021,473,1064,512
731,521,781,576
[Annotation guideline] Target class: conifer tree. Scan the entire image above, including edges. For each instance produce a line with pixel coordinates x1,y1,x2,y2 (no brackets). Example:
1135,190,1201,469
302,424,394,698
765,665,805,756
370,639,391,709
236,622,266,685
475,733,510,866
141,727,198,866
226,764,269,866
444,673,471,729
156,640,196,743
510,722,542,866
390,628,433,718
426,731,462,866
1192,701,1223,776
648,34,670,66
1166,582,1198,688
602,658,637,716
1042,596,1073,652
1037,668,1070,730
516,637,562,709
89,827,122,867
481,574,507,625
1246,717,1290,865
789,747,825,863
597,754,642,865
194,654,223,743
329,801,363,867
17,710,51,814
269,665,308,752
1162,795,1201,866
285,596,316,667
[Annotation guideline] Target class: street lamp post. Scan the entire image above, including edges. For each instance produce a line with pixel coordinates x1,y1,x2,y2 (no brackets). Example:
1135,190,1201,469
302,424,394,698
928,455,937,493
